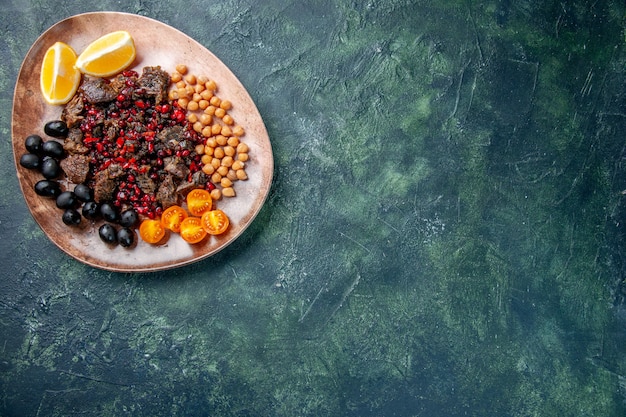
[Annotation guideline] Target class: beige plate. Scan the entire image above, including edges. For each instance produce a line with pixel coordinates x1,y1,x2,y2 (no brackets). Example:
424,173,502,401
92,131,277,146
12,12,273,272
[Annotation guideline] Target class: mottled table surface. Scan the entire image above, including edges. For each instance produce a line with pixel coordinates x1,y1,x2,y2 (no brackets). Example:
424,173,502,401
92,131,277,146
1,1,626,416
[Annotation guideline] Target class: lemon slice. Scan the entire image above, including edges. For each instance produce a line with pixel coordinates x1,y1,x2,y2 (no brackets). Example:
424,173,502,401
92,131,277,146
75,30,136,77
40,41,81,105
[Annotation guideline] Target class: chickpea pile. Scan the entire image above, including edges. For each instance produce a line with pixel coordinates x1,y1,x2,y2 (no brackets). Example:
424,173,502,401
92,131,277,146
168,64,249,200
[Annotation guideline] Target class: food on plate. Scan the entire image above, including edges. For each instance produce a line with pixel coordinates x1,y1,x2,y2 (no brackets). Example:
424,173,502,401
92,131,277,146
22,30,245,249
161,205,188,233
179,216,207,244
75,31,136,77
201,209,229,235
40,42,82,105
139,218,166,244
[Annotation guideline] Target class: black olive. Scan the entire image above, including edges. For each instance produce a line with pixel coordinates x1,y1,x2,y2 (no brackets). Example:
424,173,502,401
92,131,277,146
19,153,41,170
119,209,139,228
25,134,43,154
56,191,79,209
98,224,117,245
81,201,101,220
73,184,94,202
44,120,69,138
100,203,120,223
40,157,62,179
117,227,135,248
34,180,61,198
41,140,65,159
62,209,81,226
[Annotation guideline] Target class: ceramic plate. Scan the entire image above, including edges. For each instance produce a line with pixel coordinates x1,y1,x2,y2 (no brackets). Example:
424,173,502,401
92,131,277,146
12,12,273,272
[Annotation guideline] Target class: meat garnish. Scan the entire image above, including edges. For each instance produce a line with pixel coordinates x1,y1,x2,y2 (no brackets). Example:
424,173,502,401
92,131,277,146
59,67,207,218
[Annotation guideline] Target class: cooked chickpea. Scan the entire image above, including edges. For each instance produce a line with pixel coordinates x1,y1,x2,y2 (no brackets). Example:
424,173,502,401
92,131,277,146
209,96,221,107
221,126,232,137
211,124,222,135
171,72,183,83
222,187,235,197
233,125,245,137
205,80,217,91
210,188,222,200
227,136,239,147
220,178,233,188
236,169,248,180
216,135,228,146
192,92,202,102
194,84,205,94
238,152,249,162
203,145,214,156
211,158,221,169
195,144,205,155
197,75,209,85
185,74,197,85
224,146,235,157
178,98,189,109
214,108,226,119
221,156,233,167
188,113,198,123
193,121,203,133
223,114,234,125
168,90,179,100
200,114,212,126
175,64,188,74
220,100,232,110
202,164,215,175
201,154,212,165
200,90,213,101
176,80,186,89
217,166,229,176
206,137,217,148
213,147,225,159
232,160,244,171
204,105,216,115
201,126,213,137
187,101,199,111
177,88,189,98
236,142,249,153
211,172,222,183
227,169,238,181
198,99,209,110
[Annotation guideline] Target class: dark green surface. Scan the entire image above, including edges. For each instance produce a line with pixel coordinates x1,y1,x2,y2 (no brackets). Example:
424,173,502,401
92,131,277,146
2,0,626,415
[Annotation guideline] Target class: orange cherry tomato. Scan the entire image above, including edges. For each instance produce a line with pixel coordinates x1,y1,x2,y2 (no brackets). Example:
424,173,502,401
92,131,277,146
179,216,207,244
139,219,167,244
186,189,212,217
161,205,188,233
201,209,230,235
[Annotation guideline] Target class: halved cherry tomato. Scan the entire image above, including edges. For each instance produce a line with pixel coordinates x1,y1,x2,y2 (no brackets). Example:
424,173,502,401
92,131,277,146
186,189,212,217
139,219,167,244
201,209,230,235
161,205,188,233
179,216,207,244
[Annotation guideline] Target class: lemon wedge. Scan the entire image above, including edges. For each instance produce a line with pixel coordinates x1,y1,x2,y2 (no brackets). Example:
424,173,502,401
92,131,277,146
75,30,136,77
39,41,81,105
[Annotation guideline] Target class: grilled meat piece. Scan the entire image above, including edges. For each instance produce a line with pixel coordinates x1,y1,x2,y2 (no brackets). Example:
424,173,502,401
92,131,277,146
155,174,178,209
176,171,209,196
80,76,118,103
137,66,170,104
63,127,89,155
60,154,90,184
163,156,190,179
93,168,117,203
61,94,85,128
